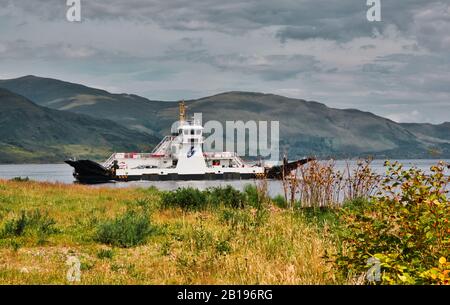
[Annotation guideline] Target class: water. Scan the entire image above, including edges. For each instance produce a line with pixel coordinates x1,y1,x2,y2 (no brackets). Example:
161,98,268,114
0,160,447,197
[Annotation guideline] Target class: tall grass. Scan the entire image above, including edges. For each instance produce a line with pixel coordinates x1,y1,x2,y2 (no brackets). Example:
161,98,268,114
0,179,339,284
343,158,380,201
281,158,380,208
297,160,342,208
0,209,58,239
0,160,442,284
95,209,154,248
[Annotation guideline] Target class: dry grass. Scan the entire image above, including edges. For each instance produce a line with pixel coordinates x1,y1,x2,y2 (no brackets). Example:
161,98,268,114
0,179,339,284
281,158,380,208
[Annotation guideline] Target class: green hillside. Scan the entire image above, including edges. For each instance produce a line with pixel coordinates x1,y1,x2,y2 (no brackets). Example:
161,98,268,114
0,75,171,136
180,92,442,158
1,76,449,160
0,88,159,163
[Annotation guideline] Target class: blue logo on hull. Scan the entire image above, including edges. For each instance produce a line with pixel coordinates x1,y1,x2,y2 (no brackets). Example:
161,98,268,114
187,146,195,158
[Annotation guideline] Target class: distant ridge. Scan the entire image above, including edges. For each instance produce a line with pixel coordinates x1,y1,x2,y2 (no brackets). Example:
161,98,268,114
0,88,159,163
0,75,449,161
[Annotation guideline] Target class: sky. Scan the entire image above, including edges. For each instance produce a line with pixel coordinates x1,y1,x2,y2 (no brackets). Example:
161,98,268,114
0,0,449,124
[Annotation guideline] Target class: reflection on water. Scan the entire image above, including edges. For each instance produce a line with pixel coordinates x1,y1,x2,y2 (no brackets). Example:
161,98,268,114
0,160,448,197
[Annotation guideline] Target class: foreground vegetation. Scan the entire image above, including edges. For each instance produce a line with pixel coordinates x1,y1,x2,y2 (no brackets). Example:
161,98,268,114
0,160,448,285
0,181,337,284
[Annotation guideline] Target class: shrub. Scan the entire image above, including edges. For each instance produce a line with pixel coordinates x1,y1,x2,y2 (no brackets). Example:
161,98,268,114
9,240,21,252
343,158,380,201
215,238,232,255
297,160,342,208
191,225,214,252
219,206,270,230
159,240,172,256
272,194,288,209
160,188,208,211
95,210,153,248
342,196,371,212
206,186,247,208
0,209,58,238
243,184,259,207
2,212,27,237
280,158,379,208
129,198,154,213
335,161,450,285
97,248,114,260
220,209,253,230
299,206,340,229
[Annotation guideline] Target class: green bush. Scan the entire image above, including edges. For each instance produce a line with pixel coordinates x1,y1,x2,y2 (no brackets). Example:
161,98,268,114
191,225,214,252
97,248,114,260
160,186,268,211
299,206,340,229
160,188,208,211
0,210,58,238
206,186,247,208
342,196,371,213
128,198,154,213
95,210,153,248
243,184,259,207
272,194,287,209
335,161,450,285
220,208,256,231
215,238,232,255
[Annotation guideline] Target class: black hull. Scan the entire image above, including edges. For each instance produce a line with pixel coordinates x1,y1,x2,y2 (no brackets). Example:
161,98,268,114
265,157,315,179
116,173,258,182
65,157,315,184
65,160,113,184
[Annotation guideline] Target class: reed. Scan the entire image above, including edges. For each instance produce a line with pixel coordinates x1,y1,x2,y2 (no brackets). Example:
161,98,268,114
343,158,380,201
281,158,381,208
281,166,300,209
296,160,342,208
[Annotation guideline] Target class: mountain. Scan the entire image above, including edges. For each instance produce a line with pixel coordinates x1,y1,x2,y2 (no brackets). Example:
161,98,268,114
0,75,171,136
401,122,450,141
0,88,159,163
179,92,445,158
1,75,449,160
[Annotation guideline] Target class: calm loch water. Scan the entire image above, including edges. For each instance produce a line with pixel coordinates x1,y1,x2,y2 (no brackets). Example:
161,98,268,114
0,160,448,197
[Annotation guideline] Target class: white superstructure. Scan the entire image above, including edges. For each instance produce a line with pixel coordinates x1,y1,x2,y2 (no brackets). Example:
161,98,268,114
101,101,264,180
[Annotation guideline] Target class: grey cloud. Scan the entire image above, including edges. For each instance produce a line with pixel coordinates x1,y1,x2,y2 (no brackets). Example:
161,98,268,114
161,40,321,81
362,63,396,74
158,37,321,81
411,2,450,51
133,68,179,81
0,0,449,123
1,1,440,42
162,37,209,61
0,39,164,77
359,53,450,96
207,54,321,81
0,39,149,64
0,40,100,60
275,13,374,43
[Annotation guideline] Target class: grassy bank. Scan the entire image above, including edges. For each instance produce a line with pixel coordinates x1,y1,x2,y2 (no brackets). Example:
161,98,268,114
0,180,338,284
0,160,448,285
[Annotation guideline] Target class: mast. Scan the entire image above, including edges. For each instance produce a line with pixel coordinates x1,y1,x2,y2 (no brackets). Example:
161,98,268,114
179,100,186,123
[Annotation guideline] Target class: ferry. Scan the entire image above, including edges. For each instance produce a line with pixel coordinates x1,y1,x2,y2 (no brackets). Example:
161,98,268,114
65,101,313,183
